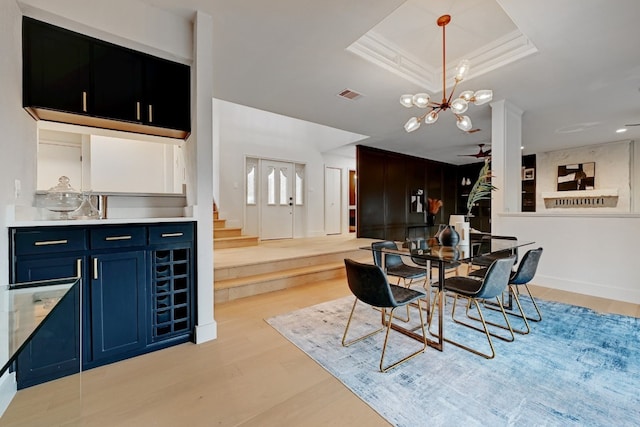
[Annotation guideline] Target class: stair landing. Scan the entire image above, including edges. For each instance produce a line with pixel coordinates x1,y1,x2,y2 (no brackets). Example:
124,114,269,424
214,235,376,303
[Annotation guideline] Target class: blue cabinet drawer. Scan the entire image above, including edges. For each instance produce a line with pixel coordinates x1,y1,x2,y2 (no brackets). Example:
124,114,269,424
14,229,87,256
90,226,146,250
148,223,194,245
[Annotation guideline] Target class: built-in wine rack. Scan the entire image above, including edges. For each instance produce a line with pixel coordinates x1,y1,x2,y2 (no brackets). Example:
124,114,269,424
151,247,191,340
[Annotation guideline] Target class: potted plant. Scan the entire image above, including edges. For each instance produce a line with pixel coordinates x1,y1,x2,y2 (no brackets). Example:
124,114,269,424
466,159,497,217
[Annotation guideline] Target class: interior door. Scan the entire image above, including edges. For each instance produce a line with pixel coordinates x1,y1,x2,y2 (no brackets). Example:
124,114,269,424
325,167,341,235
260,160,294,240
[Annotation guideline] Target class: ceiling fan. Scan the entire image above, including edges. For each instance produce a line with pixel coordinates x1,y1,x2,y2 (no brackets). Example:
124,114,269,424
458,143,491,158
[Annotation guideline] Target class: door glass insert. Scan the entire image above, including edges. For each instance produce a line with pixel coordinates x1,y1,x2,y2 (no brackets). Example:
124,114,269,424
295,165,304,205
267,167,275,205
279,168,288,205
246,158,257,205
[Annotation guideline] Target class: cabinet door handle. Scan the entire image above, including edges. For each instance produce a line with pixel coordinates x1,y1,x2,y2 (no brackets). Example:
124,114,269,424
136,101,141,121
93,257,98,280
82,91,88,112
148,104,153,123
76,259,82,279
105,235,132,241
161,232,183,238
34,239,68,246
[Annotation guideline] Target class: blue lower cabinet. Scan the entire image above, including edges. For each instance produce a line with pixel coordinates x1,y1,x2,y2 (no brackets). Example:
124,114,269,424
89,251,146,365
15,283,81,389
10,222,195,389
13,254,83,389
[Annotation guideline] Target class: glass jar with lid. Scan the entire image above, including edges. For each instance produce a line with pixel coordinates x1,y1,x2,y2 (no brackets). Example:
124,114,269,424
43,176,82,219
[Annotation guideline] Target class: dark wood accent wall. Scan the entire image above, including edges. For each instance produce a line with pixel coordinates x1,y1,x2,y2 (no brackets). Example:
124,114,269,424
356,145,459,241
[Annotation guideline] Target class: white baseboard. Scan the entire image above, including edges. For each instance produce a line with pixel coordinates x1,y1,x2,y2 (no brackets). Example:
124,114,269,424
0,372,17,418
534,274,640,304
195,320,218,343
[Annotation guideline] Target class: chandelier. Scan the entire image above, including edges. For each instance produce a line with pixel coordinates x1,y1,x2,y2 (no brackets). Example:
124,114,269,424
400,14,493,133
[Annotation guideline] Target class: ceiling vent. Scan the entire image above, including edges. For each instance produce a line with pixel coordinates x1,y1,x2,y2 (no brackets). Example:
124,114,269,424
337,88,363,101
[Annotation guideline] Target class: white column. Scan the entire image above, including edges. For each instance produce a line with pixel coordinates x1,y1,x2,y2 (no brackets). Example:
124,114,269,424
490,100,523,234
632,140,640,212
192,10,217,343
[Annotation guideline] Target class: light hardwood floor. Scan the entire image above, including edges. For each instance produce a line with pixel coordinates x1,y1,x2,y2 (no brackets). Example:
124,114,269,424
2,239,639,426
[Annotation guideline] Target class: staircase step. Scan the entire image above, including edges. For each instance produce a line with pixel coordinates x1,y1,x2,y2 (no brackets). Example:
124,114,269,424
214,261,357,303
214,235,259,249
214,227,242,238
215,248,369,281
214,219,226,229
214,250,372,303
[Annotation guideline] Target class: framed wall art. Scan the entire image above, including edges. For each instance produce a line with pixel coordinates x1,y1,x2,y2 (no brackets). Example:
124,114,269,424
523,168,535,181
557,162,595,191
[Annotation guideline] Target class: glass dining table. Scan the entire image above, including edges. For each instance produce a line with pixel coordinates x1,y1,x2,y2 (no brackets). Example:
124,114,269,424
365,237,534,351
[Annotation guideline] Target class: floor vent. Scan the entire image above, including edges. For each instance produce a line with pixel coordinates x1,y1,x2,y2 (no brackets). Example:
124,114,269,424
337,88,363,100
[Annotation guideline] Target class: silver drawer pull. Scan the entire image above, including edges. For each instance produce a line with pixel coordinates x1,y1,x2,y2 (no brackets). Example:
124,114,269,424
105,235,132,241
161,232,183,238
34,239,68,246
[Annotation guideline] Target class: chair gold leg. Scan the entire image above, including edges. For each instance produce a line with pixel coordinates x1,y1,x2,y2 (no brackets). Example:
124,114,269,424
379,300,428,372
432,295,515,359
484,284,542,324
342,297,385,347
520,284,543,322
465,288,529,335
442,297,497,359
455,295,515,342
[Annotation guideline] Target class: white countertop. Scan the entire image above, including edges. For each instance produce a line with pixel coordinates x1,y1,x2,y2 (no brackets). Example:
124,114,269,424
8,217,196,228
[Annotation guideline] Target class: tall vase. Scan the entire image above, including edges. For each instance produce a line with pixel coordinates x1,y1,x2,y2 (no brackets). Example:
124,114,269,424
426,213,435,226
438,225,460,247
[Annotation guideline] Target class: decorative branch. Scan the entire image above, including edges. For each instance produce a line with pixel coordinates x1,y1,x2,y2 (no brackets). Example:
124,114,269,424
466,159,497,216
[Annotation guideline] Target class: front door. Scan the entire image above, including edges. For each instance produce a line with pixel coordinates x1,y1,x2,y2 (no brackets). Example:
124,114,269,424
260,160,294,240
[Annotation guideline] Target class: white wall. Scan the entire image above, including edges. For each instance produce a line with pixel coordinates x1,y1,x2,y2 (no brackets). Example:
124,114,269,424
218,130,327,237
536,141,631,212
497,213,640,304
0,0,39,413
492,139,639,304
215,99,360,238
89,135,176,193
218,142,358,238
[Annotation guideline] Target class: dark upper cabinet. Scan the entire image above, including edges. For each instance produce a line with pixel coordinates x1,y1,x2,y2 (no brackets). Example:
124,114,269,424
22,16,190,139
92,43,143,123
144,56,191,131
23,17,91,115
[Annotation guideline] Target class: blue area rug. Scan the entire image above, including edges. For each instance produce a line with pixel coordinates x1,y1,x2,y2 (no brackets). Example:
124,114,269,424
266,295,640,427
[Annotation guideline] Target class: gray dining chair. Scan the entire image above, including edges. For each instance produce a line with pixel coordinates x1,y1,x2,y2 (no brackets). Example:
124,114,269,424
429,256,516,359
467,235,518,275
342,258,428,372
371,240,428,287
469,247,544,334
503,247,544,332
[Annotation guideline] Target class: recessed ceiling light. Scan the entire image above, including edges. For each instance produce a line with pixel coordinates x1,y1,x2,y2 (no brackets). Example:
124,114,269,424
616,128,628,133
